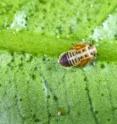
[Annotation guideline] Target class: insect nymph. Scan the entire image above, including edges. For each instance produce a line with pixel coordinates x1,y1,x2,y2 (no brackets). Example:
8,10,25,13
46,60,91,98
58,43,97,67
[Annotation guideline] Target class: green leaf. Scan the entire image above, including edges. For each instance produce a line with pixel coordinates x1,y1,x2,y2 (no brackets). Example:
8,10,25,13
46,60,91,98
0,0,117,124
0,31,117,62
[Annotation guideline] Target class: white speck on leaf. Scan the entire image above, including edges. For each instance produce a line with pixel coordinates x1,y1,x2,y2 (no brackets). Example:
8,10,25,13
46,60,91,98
90,13,117,41
10,11,27,31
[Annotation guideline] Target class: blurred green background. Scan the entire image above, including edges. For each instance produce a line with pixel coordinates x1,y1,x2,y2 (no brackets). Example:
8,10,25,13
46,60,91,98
0,0,117,124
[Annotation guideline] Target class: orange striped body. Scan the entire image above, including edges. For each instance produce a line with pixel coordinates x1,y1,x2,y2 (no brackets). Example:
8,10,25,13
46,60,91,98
59,43,97,67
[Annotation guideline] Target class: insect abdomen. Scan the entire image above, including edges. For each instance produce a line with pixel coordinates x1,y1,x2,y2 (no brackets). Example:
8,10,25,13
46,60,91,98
59,51,80,67
59,52,71,67
67,51,80,66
